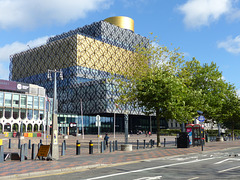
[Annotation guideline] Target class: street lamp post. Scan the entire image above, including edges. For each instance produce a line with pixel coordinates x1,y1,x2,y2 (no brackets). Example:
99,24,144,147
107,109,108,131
64,117,67,136
124,111,129,144
80,98,84,139
48,69,63,160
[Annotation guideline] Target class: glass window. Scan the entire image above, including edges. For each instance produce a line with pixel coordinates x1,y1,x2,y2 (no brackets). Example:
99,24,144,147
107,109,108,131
0,92,3,106
27,96,33,108
27,124,32,132
5,108,11,119
0,108,3,118
13,109,19,119
21,95,27,108
34,110,39,120
20,109,26,119
5,93,12,107
40,97,44,109
40,110,44,120
27,109,33,120
13,94,20,107
34,97,39,109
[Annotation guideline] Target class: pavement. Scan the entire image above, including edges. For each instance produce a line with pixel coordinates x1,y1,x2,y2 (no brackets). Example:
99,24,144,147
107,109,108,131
0,134,240,179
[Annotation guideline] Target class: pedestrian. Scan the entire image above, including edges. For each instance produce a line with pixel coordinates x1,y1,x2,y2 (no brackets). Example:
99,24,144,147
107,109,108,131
149,131,151,137
104,133,109,147
145,131,148,137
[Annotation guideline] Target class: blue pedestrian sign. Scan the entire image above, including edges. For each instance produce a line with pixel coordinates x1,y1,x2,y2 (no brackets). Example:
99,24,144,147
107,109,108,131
198,115,205,122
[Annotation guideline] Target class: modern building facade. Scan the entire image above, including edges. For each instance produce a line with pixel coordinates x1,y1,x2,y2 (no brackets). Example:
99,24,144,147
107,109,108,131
0,79,51,134
10,16,168,134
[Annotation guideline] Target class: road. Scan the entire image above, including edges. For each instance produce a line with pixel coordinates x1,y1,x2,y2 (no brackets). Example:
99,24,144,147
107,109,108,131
23,147,240,180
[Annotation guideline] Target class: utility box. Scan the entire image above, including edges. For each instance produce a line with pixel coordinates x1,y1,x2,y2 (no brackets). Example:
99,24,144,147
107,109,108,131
177,132,190,148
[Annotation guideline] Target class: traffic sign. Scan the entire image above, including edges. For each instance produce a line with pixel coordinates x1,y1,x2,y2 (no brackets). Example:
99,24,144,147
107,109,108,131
96,115,100,121
198,115,205,122
96,115,101,127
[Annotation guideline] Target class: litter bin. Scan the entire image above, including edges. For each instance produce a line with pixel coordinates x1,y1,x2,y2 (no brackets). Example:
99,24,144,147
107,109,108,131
177,132,190,148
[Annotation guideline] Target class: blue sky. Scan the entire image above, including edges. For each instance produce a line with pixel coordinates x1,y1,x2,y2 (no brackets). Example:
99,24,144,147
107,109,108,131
0,0,240,92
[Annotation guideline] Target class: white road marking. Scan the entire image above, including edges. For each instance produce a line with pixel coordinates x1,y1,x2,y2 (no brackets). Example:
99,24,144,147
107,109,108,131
133,176,162,180
218,165,240,173
214,158,240,164
188,177,199,180
85,157,215,180
214,159,230,164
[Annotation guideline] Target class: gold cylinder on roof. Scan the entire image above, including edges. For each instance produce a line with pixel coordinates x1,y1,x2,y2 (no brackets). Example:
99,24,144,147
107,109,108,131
104,16,134,32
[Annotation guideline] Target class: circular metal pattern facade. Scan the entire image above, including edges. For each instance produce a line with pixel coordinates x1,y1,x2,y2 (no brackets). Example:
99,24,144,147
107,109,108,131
10,19,149,116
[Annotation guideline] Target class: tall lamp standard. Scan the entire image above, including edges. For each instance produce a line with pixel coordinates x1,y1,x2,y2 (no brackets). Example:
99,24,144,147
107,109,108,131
124,110,129,144
47,69,63,160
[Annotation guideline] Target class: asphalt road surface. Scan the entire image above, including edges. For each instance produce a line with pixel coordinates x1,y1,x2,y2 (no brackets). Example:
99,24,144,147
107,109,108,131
24,147,240,180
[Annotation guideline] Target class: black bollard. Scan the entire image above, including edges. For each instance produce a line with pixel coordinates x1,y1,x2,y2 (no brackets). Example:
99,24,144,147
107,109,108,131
20,144,25,161
137,140,139,150
113,141,115,152
89,140,93,154
9,139,11,149
61,142,65,156
32,144,36,160
115,140,118,151
24,143,28,159
164,138,166,147
18,139,21,149
0,145,3,163
103,140,106,150
101,141,104,153
109,141,112,152
143,140,146,149
40,139,42,144
64,140,66,150
76,142,80,155
28,140,31,149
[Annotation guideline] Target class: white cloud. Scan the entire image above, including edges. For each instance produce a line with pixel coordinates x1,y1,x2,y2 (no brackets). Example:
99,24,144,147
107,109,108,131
217,35,240,54
0,36,49,80
0,36,49,62
178,0,232,29
0,0,113,29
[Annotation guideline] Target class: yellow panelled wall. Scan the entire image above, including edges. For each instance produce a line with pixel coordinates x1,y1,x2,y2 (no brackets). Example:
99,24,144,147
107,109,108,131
77,34,134,74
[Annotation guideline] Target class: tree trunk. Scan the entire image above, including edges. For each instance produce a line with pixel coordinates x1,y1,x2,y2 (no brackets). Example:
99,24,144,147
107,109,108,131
156,108,161,147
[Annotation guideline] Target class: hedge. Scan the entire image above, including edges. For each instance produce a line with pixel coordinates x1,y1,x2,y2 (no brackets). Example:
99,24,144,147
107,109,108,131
160,129,181,136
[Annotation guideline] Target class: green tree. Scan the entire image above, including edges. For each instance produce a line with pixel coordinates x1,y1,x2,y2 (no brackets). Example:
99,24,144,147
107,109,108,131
221,85,240,139
179,58,240,139
179,58,228,121
114,39,195,146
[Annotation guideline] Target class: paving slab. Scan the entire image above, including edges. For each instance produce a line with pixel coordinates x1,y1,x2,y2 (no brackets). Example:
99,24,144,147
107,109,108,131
0,134,239,179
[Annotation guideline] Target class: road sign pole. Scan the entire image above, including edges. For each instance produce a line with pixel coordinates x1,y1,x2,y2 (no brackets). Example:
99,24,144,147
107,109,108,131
198,115,205,152
98,122,100,153
201,122,204,151
96,115,101,153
